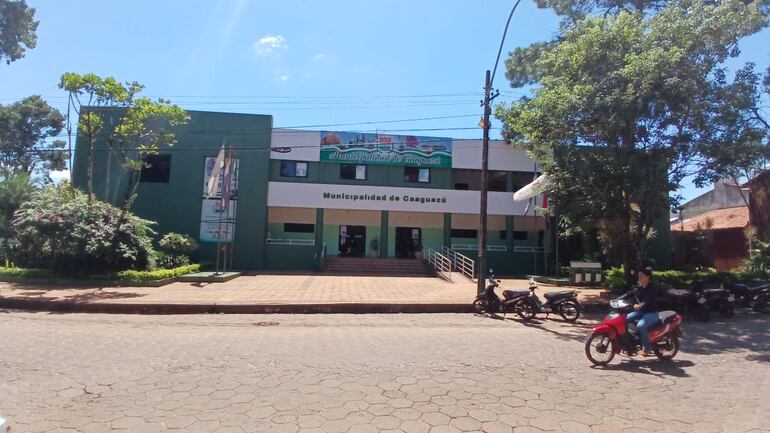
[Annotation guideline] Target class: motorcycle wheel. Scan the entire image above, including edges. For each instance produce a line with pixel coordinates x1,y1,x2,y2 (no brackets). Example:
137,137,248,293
753,296,770,314
472,298,489,314
585,332,615,366
719,301,734,318
653,333,680,361
559,300,581,322
691,304,710,322
514,300,536,320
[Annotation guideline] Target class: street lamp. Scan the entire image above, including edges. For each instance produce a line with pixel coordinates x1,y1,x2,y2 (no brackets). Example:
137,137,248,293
477,0,524,294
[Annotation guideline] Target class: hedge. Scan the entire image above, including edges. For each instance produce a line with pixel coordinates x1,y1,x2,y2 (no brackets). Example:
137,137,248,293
0,264,200,283
101,264,201,282
603,267,770,292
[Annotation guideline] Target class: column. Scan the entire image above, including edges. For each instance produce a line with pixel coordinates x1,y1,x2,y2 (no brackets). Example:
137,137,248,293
315,208,324,271
443,213,452,248
380,211,388,258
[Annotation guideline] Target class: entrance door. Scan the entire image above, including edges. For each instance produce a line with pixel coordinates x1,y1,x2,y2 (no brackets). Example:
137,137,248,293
339,225,366,257
395,227,422,258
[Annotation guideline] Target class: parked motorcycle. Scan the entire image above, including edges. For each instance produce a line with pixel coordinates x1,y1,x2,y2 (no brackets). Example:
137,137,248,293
660,286,710,322
585,291,683,365
722,280,770,313
512,277,581,322
472,270,527,314
689,280,735,318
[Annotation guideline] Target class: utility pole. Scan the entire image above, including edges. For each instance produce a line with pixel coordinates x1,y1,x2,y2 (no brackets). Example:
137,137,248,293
477,0,523,294
477,70,492,295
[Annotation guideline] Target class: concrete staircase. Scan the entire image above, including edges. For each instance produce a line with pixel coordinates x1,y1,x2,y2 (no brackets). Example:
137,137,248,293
323,256,434,277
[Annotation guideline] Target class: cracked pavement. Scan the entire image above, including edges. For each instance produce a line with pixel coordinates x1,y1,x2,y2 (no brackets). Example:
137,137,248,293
0,311,768,432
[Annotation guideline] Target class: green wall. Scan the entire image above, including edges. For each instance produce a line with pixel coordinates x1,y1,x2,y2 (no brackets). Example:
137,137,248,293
72,108,273,270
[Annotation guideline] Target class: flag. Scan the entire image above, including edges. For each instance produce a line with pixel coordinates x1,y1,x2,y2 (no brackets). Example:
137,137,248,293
206,145,225,198
513,174,549,202
221,147,233,208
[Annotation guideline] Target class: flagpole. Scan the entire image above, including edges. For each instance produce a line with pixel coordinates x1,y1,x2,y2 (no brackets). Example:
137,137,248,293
228,156,238,272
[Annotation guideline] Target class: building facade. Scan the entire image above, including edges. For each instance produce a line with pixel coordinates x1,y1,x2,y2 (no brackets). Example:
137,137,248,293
73,109,553,275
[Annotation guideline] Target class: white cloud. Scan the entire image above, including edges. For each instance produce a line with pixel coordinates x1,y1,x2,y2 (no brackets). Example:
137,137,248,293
253,34,287,56
313,53,328,61
280,74,290,81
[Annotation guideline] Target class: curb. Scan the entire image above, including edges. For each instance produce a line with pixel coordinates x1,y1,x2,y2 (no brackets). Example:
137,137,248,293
0,297,610,315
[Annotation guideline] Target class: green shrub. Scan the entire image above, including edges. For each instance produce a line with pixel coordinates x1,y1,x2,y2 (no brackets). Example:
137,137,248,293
11,183,156,275
746,239,770,274
159,232,198,255
157,232,198,269
0,266,56,279
603,266,770,292
103,264,200,281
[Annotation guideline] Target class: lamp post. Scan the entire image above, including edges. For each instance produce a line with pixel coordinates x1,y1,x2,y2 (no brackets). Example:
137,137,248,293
477,0,524,295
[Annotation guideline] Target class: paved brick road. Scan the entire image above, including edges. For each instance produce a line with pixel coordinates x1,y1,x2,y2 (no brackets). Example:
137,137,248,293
1,311,768,433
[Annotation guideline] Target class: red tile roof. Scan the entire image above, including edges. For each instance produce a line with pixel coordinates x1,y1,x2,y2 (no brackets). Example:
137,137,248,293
671,206,749,232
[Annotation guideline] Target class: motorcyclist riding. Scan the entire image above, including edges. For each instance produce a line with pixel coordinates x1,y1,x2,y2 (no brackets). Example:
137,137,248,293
626,266,661,357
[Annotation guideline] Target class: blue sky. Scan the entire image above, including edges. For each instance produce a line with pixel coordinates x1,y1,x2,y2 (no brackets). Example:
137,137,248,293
1,0,768,201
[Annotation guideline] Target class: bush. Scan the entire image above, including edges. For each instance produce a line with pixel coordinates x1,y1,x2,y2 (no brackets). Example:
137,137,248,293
11,183,156,275
0,266,55,279
746,239,770,274
604,266,770,292
156,232,198,269
159,232,198,255
103,264,200,281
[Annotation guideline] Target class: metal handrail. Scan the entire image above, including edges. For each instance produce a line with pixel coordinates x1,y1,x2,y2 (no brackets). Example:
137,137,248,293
424,247,452,281
450,243,508,253
266,238,316,246
442,246,475,280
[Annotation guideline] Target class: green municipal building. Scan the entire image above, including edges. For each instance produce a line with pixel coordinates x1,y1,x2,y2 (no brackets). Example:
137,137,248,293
73,108,555,275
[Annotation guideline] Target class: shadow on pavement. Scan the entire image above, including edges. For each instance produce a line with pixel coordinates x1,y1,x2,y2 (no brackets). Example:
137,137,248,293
681,313,770,363
596,359,695,378
63,290,145,303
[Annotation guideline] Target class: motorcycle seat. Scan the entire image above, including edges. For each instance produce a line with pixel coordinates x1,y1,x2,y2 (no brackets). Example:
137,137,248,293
657,310,678,325
544,290,575,300
502,290,529,300
665,289,691,298
704,288,729,296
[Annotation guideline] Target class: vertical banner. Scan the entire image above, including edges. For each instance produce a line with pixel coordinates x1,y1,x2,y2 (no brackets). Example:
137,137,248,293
200,156,239,243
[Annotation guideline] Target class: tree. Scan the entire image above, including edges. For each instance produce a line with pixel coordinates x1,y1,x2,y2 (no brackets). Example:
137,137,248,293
58,73,142,199
496,0,770,286
0,170,36,262
0,0,38,64
0,95,66,179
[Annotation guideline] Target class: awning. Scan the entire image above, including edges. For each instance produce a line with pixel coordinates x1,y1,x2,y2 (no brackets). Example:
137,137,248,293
513,174,548,202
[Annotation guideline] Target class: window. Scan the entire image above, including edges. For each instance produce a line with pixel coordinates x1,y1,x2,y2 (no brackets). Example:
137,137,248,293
488,171,508,192
280,161,308,177
404,167,430,183
538,230,545,247
140,154,171,183
284,223,315,233
340,164,367,180
499,231,507,240
513,231,528,240
451,229,477,239
454,183,469,190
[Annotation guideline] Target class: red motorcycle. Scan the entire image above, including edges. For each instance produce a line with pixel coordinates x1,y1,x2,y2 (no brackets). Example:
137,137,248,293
585,291,684,366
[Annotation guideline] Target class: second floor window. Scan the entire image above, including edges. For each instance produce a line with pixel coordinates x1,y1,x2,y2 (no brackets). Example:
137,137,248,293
340,164,367,180
404,167,430,183
280,161,308,177
140,154,171,183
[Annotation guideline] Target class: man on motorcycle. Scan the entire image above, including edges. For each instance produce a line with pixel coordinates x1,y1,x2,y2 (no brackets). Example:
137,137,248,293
626,266,661,356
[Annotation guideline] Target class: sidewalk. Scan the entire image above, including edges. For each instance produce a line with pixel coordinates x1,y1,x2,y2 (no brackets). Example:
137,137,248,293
0,274,610,314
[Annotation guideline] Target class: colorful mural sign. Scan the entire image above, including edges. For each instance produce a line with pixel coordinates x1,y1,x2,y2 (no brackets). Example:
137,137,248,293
319,131,452,168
